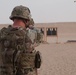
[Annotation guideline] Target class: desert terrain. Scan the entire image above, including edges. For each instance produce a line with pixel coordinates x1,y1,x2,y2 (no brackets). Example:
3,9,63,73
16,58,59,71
36,43,76,75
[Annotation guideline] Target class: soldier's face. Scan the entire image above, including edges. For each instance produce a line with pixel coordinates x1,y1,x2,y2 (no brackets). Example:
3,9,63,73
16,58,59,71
13,19,26,28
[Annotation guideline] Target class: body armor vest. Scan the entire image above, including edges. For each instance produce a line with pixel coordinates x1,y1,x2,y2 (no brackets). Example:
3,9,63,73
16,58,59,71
0,26,36,75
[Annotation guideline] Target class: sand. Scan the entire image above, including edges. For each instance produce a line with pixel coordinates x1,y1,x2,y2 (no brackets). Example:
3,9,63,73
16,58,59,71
36,43,76,75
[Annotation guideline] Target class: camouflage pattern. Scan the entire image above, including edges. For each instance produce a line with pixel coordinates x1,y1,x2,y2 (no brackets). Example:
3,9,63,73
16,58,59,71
35,28,43,43
27,27,37,44
16,51,37,75
26,19,42,70
28,18,34,26
0,5,42,75
10,5,31,20
27,26,43,46
0,25,37,75
28,27,43,46
27,18,43,46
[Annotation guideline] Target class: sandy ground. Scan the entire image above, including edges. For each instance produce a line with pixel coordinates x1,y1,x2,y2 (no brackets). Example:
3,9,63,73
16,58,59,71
35,43,76,75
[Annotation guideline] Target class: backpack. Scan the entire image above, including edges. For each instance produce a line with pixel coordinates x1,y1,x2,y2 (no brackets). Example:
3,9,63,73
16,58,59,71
0,26,34,75
0,25,42,75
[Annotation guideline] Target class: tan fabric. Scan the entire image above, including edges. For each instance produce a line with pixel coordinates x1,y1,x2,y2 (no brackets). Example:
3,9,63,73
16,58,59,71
27,27,43,47
0,25,37,75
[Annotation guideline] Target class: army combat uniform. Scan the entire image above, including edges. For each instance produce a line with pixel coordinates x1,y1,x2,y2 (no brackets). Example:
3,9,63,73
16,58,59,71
26,18,42,71
27,18,43,47
27,27,42,47
0,26,37,75
0,5,42,75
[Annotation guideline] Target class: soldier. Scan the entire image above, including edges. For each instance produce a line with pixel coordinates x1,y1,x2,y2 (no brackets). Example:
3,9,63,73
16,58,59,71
27,18,42,71
27,18,43,47
0,5,42,75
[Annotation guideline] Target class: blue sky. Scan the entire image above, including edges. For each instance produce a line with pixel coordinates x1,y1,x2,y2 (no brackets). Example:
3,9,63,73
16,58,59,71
0,0,76,24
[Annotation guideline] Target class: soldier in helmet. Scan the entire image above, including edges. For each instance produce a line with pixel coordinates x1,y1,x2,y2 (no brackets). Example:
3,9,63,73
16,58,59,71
27,18,43,46
27,18,42,70
10,5,31,28
0,5,41,75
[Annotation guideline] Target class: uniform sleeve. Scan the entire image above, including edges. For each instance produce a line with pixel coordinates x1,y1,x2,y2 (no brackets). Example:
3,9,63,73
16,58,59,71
25,32,33,51
32,28,43,47
25,33,32,43
36,28,43,43
0,28,5,51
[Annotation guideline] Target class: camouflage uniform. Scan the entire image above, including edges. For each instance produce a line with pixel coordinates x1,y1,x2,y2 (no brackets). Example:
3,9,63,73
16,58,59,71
0,26,34,75
27,18,42,70
0,5,40,75
27,18,43,47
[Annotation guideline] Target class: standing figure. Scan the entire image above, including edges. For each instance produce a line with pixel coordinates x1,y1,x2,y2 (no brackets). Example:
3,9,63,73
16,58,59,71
0,5,42,75
26,18,43,74
27,18,43,46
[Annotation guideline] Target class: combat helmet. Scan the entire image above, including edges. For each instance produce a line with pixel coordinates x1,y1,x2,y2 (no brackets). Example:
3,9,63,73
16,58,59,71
9,5,31,21
28,18,34,26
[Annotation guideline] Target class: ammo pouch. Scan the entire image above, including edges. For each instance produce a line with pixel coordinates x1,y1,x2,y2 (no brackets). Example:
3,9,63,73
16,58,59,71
34,51,42,68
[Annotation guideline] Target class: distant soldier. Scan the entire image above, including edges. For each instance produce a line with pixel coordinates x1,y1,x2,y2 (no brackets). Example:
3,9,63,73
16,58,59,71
27,18,43,47
26,18,42,73
0,5,42,75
